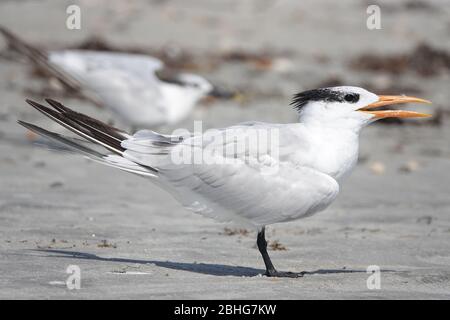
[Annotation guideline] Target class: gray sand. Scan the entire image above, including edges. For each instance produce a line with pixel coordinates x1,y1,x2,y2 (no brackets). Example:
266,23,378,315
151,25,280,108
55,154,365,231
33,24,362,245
0,0,449,299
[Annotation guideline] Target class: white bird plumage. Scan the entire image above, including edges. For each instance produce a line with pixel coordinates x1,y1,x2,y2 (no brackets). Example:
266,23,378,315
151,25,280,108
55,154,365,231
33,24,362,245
120,122,341,227
19,86,431,277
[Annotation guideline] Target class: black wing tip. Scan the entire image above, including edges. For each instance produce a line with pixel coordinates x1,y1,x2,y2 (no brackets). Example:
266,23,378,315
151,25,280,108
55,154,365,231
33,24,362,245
23,98,128,154
44,98,67,112
30,97,63,109
17,119,29,127
25,98,45,109
17,120,42,136
25,98,49,109
45,98,61,106
25,98,38,105
17,119,40,132
25,98,67,115
25,98,61,116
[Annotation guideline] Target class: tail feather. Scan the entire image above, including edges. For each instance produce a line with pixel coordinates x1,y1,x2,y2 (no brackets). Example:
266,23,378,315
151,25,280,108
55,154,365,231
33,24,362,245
18,120,157,177
0,26,82,92
18,120,105,158
45,98,126,141
25,99,125,155
20,99,159,174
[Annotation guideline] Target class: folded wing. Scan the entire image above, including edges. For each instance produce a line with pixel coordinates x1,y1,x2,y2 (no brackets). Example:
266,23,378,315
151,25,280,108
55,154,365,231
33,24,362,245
20,100,339,227
123,126,340,226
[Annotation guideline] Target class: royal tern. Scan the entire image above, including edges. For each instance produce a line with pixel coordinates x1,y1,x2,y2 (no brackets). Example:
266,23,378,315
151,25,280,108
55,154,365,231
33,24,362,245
1,26,233,129
18,86,431,277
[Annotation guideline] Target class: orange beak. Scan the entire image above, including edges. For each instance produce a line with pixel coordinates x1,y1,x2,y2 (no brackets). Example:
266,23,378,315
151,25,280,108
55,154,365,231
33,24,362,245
359,95,432,119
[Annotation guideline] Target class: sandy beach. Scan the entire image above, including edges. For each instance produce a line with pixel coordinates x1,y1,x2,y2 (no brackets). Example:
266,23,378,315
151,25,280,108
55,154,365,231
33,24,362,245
0,0,449,299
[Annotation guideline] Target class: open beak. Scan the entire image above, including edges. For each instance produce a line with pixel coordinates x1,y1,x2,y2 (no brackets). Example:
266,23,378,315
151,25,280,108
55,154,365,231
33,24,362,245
359,95,432,119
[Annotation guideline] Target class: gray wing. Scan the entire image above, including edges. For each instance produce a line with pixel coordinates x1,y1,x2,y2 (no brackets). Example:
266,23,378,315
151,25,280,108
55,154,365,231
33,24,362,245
122,125,340,227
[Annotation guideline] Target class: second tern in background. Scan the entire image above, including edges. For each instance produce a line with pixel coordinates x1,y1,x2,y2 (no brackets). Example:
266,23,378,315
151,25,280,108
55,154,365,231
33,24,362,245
18,86,431,277
0,26,234,129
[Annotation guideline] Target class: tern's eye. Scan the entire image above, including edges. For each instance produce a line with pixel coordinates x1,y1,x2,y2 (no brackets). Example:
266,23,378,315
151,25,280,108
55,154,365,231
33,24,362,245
344,93,359,103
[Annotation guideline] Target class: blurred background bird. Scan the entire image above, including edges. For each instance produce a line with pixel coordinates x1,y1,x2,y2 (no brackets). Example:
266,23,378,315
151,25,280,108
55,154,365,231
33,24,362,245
0,26,236,131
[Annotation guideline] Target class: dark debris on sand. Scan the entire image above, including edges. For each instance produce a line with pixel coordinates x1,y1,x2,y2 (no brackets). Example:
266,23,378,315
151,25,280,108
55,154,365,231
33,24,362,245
350,43,450,77
268,240,287,251
72,37,292,72
221,227,250,237
97,239,117,249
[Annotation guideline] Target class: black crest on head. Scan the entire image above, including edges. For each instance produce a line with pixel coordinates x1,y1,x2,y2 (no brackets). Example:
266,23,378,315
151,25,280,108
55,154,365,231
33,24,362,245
290,88,359,111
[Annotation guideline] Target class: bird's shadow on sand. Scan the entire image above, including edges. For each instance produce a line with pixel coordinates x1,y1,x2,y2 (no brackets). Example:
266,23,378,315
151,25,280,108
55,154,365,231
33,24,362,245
32,249,388,277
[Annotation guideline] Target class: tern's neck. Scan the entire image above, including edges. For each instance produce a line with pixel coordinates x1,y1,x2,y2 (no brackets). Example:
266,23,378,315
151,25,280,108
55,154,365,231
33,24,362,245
299,114,368,134
295,118,365,181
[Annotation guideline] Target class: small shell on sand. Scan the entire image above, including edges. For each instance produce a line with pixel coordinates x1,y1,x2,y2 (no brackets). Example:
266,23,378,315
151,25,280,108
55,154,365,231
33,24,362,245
369,161,386,175
399,160,420,173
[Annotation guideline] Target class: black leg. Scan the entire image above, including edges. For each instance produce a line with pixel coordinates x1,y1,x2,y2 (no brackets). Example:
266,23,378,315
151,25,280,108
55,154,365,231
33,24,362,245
256,226,304,278
257,227,276,274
